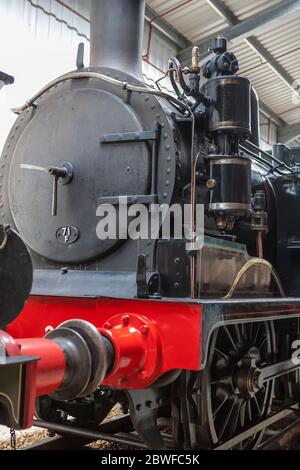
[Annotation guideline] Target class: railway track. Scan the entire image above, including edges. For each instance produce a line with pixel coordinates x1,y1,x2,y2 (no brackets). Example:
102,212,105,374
259,414,300,450
20,405,300,451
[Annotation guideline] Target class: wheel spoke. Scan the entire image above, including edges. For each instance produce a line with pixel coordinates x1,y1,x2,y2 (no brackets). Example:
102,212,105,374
214,347,229,361
248,322,254,341
258,336,267,352
223,326,239,352
212,394,229,418
253,394,262,416
253,323,262,345
247,400,252,423
240,401,246,427
240,322,245,339
210,374,232,385
217,398,237,440
234,324,242,347
257,388,268,411
229,399,243,435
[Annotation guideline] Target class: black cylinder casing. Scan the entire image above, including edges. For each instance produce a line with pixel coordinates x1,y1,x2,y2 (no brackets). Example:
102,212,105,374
206,155,252,213
205,76,251,136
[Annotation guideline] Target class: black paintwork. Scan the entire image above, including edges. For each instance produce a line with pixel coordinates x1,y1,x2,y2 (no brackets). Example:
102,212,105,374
0,70,14,85
0,227,32,327
273,172,300,295
1,11,300,319
207,156,251,211
205,76,251,136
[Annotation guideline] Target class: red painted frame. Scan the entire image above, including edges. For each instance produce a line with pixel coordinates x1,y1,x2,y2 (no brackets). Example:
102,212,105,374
7,295,203,388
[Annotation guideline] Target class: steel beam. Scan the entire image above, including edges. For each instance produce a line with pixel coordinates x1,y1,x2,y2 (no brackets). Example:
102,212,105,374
145,5,190,50
245,36,296,93
278,123,300,143
207,0,237,24
178,0,300,63
259,102,286,128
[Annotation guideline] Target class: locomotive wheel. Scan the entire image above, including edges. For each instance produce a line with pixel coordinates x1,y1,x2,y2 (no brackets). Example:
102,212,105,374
279,328,300,402
290,369,300,401
197,321,275,449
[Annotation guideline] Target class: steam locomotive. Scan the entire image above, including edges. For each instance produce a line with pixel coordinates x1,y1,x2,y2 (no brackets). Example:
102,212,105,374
1,0,300,450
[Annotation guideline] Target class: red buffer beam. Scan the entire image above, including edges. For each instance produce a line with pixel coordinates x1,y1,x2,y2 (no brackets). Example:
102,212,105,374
0,297,203,429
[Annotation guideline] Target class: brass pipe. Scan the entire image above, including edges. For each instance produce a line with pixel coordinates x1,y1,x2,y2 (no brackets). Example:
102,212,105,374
223,258,285,300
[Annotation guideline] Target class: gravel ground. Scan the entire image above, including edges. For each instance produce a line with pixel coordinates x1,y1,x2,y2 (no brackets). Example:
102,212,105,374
0,426,48,450
0,405,130,450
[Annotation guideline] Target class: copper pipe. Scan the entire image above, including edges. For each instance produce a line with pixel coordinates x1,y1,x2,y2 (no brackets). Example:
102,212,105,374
256,231,263,259
143,0,193,61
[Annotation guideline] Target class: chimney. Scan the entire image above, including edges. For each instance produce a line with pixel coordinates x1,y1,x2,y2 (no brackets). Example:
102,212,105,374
89,0,145,79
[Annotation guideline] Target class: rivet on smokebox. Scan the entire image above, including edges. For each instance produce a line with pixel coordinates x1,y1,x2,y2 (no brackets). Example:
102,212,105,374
103,321,112,329
121,314,130,326
139,371,147,380
141,325,149,336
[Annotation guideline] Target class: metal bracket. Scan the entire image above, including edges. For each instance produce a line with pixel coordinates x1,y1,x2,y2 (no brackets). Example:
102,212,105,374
126,389,166,450
171,114,193,124
136,255,160,299
0,354,38,428
76,42,85,70
136,254,148,299
136,254,160,299
147,272,160,296
100,128,159,144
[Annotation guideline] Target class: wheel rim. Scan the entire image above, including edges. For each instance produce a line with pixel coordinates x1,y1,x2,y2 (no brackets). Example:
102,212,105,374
198,321,275,449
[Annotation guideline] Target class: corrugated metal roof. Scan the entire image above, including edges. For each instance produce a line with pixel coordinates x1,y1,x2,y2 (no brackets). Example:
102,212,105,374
1,0,299,147
147,0,300,145
254,11,300,94
287,137,300,147
148,0,228,42
48,0,299,138
224,0,283,21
